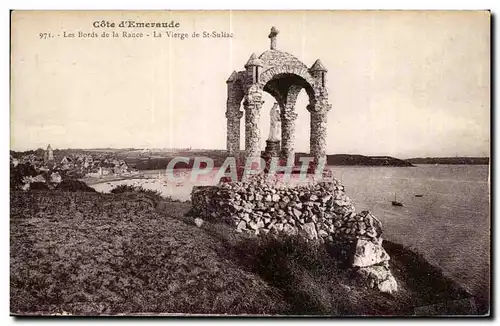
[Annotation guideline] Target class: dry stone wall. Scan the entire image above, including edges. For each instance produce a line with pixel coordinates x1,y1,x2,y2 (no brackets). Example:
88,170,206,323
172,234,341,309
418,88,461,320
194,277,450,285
191,176,379,241
189,175,398,294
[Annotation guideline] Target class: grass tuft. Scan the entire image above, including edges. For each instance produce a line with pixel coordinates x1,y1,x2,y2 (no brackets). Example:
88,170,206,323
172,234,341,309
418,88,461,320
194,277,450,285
110,185,163,201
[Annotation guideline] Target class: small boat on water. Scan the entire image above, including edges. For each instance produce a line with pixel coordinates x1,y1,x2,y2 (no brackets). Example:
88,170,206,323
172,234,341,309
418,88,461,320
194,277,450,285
415,194,424,198
391,193,403,206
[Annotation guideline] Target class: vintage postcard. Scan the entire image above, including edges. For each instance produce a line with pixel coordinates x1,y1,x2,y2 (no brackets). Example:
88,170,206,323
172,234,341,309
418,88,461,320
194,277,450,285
10,10,490,316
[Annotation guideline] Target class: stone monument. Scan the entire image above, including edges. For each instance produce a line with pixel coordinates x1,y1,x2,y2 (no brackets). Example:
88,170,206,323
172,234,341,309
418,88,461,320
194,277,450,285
225,27,331,162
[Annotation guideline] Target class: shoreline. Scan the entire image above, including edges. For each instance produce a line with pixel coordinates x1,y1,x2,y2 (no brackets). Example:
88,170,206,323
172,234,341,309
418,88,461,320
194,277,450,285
81,169,164,186
82,163,486,187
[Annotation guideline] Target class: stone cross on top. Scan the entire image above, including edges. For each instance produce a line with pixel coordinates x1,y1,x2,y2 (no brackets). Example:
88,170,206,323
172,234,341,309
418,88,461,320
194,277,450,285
268,26,279,50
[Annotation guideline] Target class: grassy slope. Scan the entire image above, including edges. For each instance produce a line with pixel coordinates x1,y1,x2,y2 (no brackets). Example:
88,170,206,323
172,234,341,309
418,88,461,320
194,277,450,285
10,191,481,316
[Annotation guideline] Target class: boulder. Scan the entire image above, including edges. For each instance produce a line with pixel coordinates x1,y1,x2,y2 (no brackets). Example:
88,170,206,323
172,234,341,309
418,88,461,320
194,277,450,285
356,264,398,294
292,208,302,219
283,224,298,236
378,275,398,294
357,264,390,283
300,222,318,240
249,221,258,230
361,211,382,234
321,195,332,204
241,213,250,222
352,239,390,268
194,218,204,228
318,229,328,238
236,220,246,232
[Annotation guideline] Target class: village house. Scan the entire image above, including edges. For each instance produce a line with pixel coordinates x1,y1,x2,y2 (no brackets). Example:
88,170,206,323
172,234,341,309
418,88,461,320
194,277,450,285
86,167,103,178
10,155,19,167
50,172,62,183
60,156,72,165
13,146,135,188
60,163,71,171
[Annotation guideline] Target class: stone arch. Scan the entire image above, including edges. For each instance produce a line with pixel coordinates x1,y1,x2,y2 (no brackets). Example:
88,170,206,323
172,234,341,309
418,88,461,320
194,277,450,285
262,73,316,105
225,27,331,161
259,68,317,98
261,82,285,108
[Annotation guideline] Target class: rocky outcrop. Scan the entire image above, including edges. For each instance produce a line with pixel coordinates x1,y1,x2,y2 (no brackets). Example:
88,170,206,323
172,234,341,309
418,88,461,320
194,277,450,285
356,261,398,294
352,238,390,268
189,175,398,294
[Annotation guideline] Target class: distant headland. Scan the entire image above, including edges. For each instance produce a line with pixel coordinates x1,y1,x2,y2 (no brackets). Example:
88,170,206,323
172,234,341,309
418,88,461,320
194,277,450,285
407,157,489,165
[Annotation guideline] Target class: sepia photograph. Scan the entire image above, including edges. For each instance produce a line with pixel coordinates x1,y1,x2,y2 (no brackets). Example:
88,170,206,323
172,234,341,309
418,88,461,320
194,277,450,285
9,10,490,317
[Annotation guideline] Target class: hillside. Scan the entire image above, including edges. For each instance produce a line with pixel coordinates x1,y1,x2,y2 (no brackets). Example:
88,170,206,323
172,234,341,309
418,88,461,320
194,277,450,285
407,157,489,165
131,151,415,169
10,190,482,316
324,154,414,167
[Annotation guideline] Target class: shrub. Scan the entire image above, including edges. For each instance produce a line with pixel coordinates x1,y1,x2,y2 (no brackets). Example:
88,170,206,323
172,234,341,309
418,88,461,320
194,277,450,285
29,182,50,191
56,180,96,192
136,188,163,200
110,184,137,194
111,184,163,201
10,163,38,190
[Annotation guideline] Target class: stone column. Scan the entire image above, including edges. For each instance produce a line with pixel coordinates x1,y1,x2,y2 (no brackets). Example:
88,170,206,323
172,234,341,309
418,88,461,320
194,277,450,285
226,110,243,155
226,72,244,156
280,108,298,161
244,87,264,158
308,103,331,162
280,85,301,161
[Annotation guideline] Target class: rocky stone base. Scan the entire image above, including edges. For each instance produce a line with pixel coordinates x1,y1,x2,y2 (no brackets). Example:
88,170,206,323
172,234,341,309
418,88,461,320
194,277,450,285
189,174,398,294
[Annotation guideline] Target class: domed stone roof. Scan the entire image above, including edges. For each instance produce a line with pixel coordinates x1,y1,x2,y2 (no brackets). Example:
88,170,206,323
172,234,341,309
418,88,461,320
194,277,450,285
258,50,309,71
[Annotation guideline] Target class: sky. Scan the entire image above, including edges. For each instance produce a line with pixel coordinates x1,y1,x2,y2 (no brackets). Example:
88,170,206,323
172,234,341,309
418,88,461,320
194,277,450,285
10,10,490,158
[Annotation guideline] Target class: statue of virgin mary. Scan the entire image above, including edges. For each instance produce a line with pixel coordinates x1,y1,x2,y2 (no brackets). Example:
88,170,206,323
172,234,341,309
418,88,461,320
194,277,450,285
267,103,281,142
